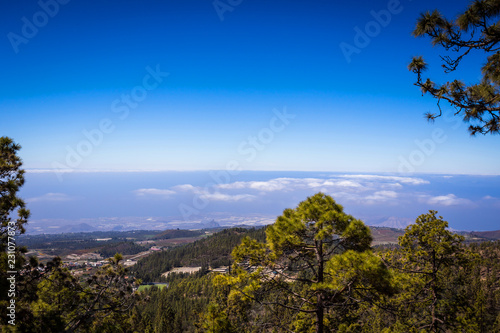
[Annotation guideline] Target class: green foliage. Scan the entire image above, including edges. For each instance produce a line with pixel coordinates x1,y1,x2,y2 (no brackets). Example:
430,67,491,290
17,230,162,253
378,211,484,332
7,254,141,332
131,212,500,333
133,227,266,282
0,137,30,239
98,241,147,258
199,303,234,333
219,193,390,333
152,228,205,240
63,254,141,332
409,0,500,135
398,210,465,265
326,250,392,295
132,273,217,333
0,137,30,269
0,137,30,328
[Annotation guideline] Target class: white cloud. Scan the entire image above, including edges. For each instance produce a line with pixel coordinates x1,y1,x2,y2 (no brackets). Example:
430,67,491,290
217,181,247,190
217,177,363,192
133,188,176,197
133,185,256,202
249,179,289,192
171,184,197,191
380,182,403,189
481,195,500,207
334,180,364,188
27,193,77,203
213,177,417,206
218,178,290,191
366,191,398,201
199,192,256,202
425,194,473,206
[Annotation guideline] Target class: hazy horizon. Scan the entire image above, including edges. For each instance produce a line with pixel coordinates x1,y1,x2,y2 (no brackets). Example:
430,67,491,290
19,171,500,232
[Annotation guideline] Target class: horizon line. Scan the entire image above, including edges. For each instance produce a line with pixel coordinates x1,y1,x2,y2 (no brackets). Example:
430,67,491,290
24,168,500,176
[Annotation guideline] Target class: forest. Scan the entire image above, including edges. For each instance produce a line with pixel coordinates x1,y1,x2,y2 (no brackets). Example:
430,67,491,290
2,0,500,331
17,230,157,256
132,227,266,282
125,195,500,333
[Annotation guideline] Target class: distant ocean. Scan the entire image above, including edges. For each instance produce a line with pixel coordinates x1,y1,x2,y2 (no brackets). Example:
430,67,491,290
20,171,500,233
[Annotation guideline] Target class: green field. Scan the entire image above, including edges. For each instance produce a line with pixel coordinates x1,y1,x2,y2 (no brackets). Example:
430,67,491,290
137,283,169,292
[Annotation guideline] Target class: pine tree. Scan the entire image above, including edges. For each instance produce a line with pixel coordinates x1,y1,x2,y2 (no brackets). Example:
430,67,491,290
408,0,500,135
388,211,473,332
0,137,30,327
217,193,392,333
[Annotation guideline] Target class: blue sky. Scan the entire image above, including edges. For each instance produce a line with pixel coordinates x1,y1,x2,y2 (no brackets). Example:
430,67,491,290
1,1,500,230
1,0,498,175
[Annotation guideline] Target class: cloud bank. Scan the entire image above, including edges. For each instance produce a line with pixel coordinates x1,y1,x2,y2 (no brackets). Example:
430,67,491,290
132,174,434,206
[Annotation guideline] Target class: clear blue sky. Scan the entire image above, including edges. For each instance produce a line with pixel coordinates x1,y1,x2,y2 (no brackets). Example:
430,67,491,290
1,0,498,175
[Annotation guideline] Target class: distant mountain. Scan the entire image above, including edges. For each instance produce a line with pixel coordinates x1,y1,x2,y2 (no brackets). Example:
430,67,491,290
67,223,96,233
371,217,413,229
369,226,406,245
201,219,220,229
470,230,500,240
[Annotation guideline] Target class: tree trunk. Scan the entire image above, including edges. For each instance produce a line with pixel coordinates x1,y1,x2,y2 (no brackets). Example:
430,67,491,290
316,298,324,333
316,239,324,333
